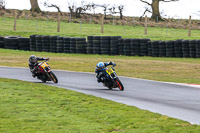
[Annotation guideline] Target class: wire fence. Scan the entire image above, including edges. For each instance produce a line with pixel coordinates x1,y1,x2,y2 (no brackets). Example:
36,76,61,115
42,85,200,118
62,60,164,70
0,11,200,40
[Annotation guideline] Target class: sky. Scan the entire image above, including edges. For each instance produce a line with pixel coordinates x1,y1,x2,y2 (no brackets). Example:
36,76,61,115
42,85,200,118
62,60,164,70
4,0,200,19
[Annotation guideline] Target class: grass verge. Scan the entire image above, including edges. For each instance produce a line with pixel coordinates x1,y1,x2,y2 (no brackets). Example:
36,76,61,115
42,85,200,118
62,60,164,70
0,17,200,40
0,78,200,132
1,48,200,84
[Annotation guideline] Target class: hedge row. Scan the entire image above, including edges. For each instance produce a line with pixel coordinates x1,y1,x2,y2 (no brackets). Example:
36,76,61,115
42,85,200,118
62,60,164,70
1,35,200,58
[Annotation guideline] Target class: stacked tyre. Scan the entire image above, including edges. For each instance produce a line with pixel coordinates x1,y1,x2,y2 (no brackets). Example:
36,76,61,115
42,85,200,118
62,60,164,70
4,36,19,50
166,41,174,57
93,36,101,55
76,38,86,54
30,35,36,51
49,36,58,53
35,35,43,52
57,36,64,53
189,40,196,58
151,41,159,57
100,36,110,55
182,40,190,58
18,37,30,51
159,41,166,57
0,36,4,48
147,41,152,56
63,37,70,53
118,38,124,55
140,39,150,56
196,40,200,58
131,39,140,56
42,36,50,52
87,36,93,54
110,36,121,55
124,39,131,56
174,40,183,58
70,38,76,53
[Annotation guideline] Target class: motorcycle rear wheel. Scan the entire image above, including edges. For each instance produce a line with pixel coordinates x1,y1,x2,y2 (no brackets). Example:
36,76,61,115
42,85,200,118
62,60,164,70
49,71,58,83
115,78,124,91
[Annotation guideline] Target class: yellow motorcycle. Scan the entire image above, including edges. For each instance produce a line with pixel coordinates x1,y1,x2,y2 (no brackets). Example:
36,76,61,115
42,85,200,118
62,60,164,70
101,66,124,91
36,60,58,83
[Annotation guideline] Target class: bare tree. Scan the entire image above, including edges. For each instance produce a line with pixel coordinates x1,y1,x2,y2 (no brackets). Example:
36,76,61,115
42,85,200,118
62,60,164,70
118,5,124,20
0,0,6,9
100,4,109,19
68,1,93,18
44,1,61,12
30,0,41,12
140,0,179,20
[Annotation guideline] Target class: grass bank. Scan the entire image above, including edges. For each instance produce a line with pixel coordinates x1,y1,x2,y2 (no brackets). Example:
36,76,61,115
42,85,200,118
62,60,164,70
1,49,200,84
1,78,200,132
0,17,200,40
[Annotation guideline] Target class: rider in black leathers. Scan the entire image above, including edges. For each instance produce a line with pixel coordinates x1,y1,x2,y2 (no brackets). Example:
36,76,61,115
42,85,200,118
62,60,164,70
29,55,49,77
95,61,116,83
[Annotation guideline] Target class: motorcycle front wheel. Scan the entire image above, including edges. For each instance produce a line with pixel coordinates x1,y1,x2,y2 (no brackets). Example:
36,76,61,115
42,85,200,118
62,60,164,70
115,78,124,91
49,71,58,83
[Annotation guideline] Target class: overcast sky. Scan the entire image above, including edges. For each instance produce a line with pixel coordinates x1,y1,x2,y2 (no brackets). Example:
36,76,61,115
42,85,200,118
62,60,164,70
4,0,200,19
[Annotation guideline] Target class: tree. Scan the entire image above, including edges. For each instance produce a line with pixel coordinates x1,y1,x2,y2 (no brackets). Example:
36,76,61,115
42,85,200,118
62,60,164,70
140,0,179,20
68,1,92,18
30,0,41,12
100,4,110,19
118,5,124,20
0,0,6,9
44,1,61,12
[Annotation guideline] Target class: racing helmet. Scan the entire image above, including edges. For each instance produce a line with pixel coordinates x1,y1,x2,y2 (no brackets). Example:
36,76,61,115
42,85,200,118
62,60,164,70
97,62,105,69
29,55,37,63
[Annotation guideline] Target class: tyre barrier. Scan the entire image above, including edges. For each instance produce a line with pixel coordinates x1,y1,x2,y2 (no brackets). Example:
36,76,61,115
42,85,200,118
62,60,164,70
64,37,70,53
93,36,101,55
140,39,150,56
87,36,93,54
19,37,30,51
30,35,36,51
110,36,121,55
57,36,64,53
76,38,87,54
151,41,159,57
147,41,152,56
100,36,110,55
174,40,183,58
182,40,190,58
131,39,140,56
0,36,4,48
70,37,76,53
189,40,196,58
42,36,50,52
159,41,166,57
4,36,19,50
2,34,200,58
124,39,131,56
50,36,58,53
166,41,175,57
35,35,43,52
118,38,124,55
196,40,200,58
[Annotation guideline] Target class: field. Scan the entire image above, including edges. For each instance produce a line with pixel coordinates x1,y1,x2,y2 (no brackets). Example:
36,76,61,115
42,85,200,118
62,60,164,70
1,78,200,132
0,17,200,41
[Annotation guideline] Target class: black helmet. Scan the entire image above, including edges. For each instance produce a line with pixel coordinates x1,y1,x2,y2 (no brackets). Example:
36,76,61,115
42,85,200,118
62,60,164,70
29,55,37,63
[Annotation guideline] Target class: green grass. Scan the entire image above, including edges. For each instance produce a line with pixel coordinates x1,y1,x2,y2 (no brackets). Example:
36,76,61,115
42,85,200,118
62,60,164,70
1,78,200,132
0,17,200,40
1,48,200,84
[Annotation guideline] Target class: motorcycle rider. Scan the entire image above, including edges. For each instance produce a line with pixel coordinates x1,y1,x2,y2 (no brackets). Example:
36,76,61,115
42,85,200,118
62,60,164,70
29,55,49,78
95,61,116,83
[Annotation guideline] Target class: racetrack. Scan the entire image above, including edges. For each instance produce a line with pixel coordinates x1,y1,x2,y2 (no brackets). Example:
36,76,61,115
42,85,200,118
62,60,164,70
1,67,200,125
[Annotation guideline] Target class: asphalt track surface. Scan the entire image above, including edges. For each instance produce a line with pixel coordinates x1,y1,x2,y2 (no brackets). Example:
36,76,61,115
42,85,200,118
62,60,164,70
1,67,200,125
